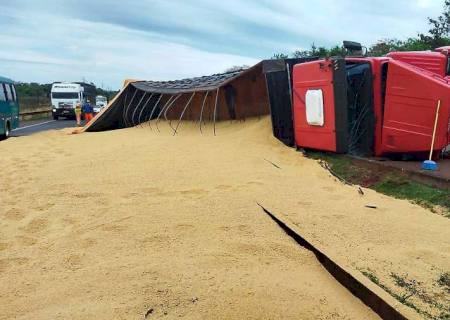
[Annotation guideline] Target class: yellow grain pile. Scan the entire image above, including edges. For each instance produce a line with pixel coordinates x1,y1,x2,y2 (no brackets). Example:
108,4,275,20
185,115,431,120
0,117,448,319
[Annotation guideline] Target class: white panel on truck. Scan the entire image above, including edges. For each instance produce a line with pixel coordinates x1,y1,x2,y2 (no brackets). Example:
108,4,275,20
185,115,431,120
305,89,324,126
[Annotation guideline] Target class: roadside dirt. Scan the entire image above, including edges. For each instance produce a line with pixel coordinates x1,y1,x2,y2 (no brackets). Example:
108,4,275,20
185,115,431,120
0,117,448,319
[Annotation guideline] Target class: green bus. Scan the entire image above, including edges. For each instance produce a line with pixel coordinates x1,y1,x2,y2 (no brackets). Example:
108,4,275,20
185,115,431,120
0,76,19,139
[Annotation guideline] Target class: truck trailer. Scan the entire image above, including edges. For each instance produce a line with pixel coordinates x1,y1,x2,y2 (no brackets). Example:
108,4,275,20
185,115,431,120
288,44,450,158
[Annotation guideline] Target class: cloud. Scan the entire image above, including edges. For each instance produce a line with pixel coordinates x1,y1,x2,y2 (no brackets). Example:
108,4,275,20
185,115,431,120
416,0,435,8
0,0,444,89
0,13,257,89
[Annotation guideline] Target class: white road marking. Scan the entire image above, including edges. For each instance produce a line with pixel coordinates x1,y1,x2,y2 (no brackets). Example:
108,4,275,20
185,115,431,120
12,120,57,131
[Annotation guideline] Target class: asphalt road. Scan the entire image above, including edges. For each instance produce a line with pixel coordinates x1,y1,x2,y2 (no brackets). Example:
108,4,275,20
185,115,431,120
11,118,79,137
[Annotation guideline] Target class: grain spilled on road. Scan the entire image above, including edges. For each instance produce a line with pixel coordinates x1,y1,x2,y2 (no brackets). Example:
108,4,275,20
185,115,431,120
0,117,447,319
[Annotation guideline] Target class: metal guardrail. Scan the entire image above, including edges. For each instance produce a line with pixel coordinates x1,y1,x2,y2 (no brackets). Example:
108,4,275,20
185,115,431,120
19,108,52,120
20,108,51,115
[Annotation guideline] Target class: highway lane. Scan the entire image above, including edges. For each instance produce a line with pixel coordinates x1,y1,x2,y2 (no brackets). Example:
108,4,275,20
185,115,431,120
11,118,80,137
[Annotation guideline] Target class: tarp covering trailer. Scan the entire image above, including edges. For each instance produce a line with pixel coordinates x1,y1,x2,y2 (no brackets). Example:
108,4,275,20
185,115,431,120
85,62,271,133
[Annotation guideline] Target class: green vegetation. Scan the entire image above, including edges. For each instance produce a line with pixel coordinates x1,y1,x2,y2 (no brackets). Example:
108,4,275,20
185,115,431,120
16,82,52,98
307,152,450,217
438,272,450,292
374,175,450,214
390,273,435,306
360,269,430,318
361,270,450,320
272,1,450,59
96,87,118,100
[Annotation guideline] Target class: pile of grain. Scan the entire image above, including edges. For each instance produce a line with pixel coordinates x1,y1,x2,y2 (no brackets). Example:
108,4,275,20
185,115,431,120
0,117,448,319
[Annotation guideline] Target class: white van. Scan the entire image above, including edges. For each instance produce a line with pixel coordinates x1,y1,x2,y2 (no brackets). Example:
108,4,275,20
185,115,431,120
94,95,108,113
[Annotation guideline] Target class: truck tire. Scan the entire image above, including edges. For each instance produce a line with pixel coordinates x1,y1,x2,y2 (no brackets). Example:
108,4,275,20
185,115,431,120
0,121,10,140
53,114,59,120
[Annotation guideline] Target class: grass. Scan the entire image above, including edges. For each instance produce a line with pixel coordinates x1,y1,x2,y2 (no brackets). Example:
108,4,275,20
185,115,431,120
361,270,450,320
437,272,450,292
360,270,431,318
307,152,450,217
374,176,450,213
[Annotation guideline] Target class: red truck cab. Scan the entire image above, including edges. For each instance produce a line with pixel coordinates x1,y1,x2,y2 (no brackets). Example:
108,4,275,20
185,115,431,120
292,50,450,158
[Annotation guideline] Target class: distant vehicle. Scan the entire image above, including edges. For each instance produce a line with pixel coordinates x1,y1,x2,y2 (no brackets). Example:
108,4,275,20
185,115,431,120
0,76,19,140
51,82,96,120
94,95,108,113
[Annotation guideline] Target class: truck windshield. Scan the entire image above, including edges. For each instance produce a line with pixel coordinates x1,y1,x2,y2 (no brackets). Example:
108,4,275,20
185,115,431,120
52,92,79,99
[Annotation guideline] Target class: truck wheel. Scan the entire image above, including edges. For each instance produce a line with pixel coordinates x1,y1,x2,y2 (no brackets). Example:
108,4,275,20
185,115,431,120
5,122,10,138
53,114,59,120
1,121,10,140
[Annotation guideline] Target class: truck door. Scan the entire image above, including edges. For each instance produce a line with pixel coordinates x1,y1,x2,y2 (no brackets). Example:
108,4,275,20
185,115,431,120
381,60,450,154
3,83,13,122
0,83,5,135
292,59,349,153
9,84,19,129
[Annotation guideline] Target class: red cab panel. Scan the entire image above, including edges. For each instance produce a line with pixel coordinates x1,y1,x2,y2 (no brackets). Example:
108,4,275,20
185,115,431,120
381,60,450,154
292,59,348,153
387,51,448,77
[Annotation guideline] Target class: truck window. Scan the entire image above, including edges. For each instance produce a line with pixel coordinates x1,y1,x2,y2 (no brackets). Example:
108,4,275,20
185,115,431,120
0,84,5,101
4,84,12,101
51,92,79,99
381,62,389,113
447,56,450,76
10,84,17,101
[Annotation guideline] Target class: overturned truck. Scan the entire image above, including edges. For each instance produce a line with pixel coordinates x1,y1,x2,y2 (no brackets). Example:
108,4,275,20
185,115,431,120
291,46,450,158
85,44,450,159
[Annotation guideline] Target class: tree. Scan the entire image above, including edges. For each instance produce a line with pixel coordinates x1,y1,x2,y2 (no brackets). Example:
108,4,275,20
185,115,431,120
292,49,310,58
271,53,289,59
96,87,118,100
368,39,402,56
328,45,343,57
292,43,341,59
316,46,329,58
400,38,432,51
418,0,450,49
16,83,52,98
310,43,318,56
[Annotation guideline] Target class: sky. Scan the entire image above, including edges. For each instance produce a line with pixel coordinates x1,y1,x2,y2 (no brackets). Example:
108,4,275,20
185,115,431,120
0,0,444,90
